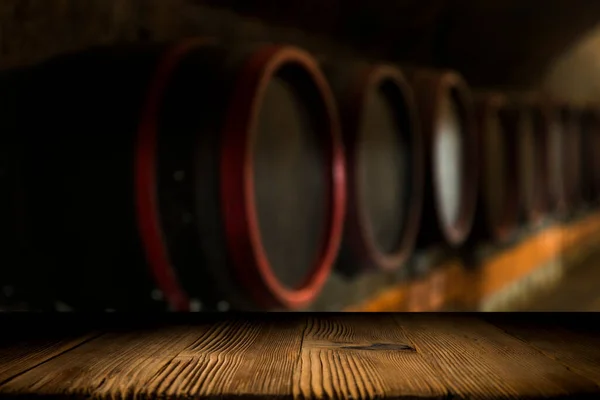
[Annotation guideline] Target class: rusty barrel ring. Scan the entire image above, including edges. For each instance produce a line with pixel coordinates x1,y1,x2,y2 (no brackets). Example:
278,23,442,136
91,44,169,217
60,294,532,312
413,70,477,246
220,45,346,310
475,93,520,241
340,65,423,272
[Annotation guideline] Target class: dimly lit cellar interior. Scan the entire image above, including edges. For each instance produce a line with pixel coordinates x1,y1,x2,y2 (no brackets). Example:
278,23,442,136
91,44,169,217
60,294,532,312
2,0,600,312
1,2,600,397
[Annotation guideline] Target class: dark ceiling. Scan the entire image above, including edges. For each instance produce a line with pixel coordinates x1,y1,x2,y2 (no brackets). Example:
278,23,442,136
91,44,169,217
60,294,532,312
204,0,600,88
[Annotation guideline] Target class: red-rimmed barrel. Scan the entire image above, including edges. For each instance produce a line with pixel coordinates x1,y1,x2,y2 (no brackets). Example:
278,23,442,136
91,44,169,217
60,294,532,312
579,106,600,205
325,62,423,276
469,92,519,243
18,40,345,311
219,44,345,310
510,93,551,227
404,68,478,248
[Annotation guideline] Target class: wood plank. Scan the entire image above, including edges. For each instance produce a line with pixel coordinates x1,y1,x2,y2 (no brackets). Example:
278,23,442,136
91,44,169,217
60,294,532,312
489,319,600,387
146,317,305,398
293,314,448,399
393,314,600,398
2,315,600,399
0,316,306,399
0,332,100,386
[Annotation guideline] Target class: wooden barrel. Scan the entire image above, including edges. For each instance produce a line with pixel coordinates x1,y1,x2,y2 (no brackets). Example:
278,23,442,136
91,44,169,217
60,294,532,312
16,39,345,311
565,107,584,210
404,68,477,248
551,104,583,214
511,94,551,226
469,93,519,243
325,62,422,276
579,106,600,205
546,102,572,216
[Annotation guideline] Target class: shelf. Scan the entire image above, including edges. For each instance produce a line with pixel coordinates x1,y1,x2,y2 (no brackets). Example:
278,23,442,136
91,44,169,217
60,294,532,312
346,211,600,311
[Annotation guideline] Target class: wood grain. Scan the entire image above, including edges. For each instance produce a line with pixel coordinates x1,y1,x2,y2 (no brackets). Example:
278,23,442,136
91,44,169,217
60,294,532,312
293,314,448,399
151,318,305,398
491,321,600,387
393,314,600,398
1,315,600,399
0,317,306,399
0,332,99,386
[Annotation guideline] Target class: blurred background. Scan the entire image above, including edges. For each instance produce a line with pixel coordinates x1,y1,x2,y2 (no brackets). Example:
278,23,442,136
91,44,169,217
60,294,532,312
1,0,600,312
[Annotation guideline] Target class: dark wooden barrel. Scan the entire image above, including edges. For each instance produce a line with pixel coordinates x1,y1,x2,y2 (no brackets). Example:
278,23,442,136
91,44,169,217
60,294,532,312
565,107,584,211
511,94,551,226
13,39,345,311
404,68,478,248
552,104,583,214
546,102,572,216
325,63,422,276
469,93,519,243
579,106,600,205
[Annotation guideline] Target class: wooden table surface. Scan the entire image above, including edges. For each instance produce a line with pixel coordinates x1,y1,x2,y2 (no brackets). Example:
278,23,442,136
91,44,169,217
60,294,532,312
0,314,599,399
